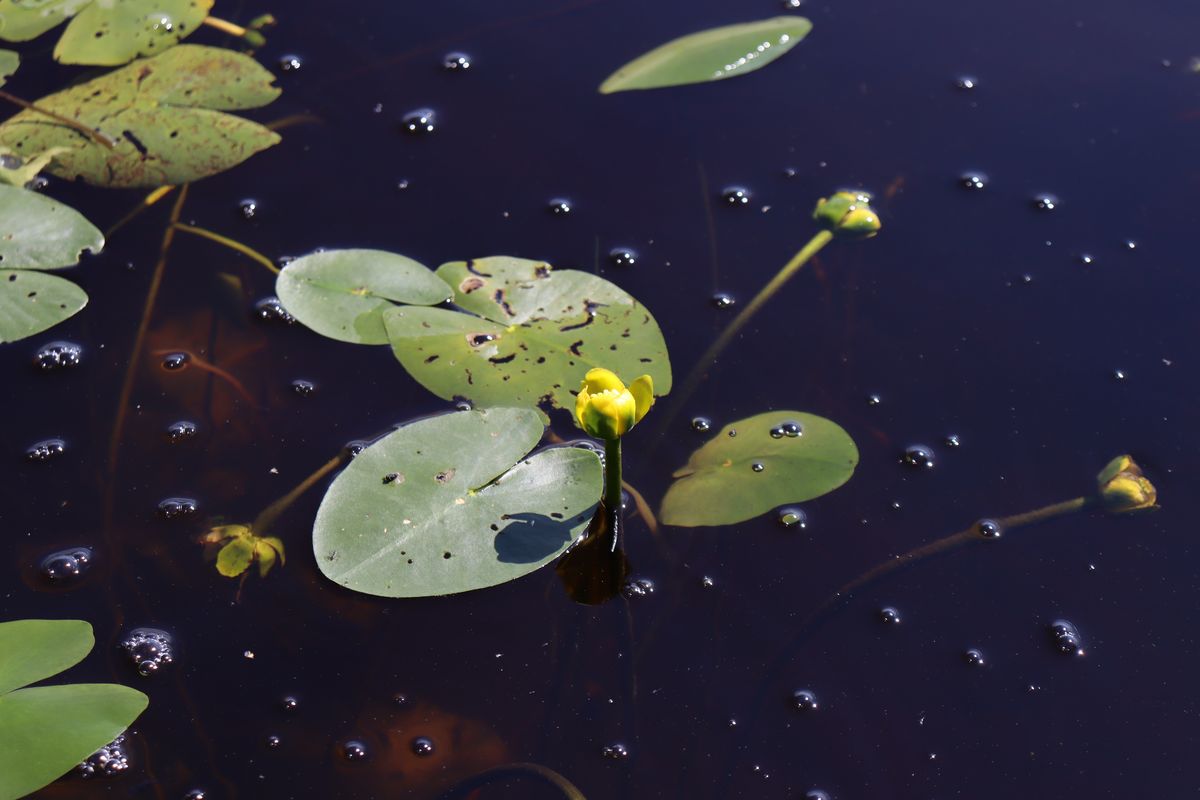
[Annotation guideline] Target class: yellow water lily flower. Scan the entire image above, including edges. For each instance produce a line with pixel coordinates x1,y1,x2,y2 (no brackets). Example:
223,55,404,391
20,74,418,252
813,190,881,238
574,368,654,440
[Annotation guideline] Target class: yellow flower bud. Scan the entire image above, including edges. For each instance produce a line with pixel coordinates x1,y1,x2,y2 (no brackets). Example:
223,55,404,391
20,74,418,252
813,190,881,238
1096,454,1158,513
574,368,654,440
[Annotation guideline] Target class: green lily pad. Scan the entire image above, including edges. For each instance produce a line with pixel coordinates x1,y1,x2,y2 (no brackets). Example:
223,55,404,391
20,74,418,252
0,184,103,269
0,269,88,343
659,411,858,527
0,619,148,800
0,44,280,188
276,249,453,345
600,16,812,94
383,256,672,415
313,407,602,598
0,48,17,85
0,0,210,65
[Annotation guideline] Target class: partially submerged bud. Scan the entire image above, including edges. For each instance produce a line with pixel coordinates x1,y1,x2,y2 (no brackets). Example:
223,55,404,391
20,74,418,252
1096,454,1158,513
813,191,881,238
575,368,654,440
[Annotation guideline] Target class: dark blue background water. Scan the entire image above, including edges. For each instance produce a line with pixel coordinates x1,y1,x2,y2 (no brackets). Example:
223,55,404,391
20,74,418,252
2,0,1198,797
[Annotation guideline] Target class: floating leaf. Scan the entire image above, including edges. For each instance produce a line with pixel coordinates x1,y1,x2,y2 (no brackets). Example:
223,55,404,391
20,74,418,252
384,257,672,415
0,48,17,86
0,269,88,343
0,0,210,66
659,411,858,527
0,146,68,187
215,536,254,577
313,407,602,598
600,17,812,94
0,619,148,800
0,44,281,188
0,184,103,268
276,249,453,345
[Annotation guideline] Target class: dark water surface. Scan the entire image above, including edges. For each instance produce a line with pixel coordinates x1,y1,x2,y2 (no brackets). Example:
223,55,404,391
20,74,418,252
3,0,1199,797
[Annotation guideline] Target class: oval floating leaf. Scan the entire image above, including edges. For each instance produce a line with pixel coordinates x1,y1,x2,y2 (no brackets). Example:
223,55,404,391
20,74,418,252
0,0,88,42
313,407,602,598
0,48,17,86
384,257,672,414
276,249,453,344
0,44,281,188
600,17,812,94
54,0,211,65
659,411,857,527
0,184,103,269
0,619,92,696
0,269,88,343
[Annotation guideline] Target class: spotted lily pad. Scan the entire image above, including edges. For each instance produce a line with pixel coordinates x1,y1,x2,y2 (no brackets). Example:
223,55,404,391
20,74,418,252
383,257,672,414
0,0,211,66
275,249,453,344
599,16,812,94
0,44,280,188
0,269,88,343
659,411,858,527
0,619,148,800
0,183,103,269
313,407,602,598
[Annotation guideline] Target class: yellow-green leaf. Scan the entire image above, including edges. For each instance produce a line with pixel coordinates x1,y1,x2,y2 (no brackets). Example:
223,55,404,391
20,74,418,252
216,537,254,577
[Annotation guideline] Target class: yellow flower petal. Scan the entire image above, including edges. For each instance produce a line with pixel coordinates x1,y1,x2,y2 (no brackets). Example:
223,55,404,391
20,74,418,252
583,367,626,394
586,388,636,438
575,385,590,429
629,374,654,424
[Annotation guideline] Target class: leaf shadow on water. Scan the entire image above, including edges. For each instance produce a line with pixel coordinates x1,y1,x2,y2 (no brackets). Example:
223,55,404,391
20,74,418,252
493,510,595,564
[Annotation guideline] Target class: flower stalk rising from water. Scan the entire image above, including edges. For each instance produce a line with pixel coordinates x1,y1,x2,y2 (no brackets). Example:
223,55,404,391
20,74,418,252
575,367,654,518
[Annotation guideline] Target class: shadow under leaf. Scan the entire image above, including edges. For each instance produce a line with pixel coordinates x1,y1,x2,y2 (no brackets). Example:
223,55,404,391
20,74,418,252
493,509,593,564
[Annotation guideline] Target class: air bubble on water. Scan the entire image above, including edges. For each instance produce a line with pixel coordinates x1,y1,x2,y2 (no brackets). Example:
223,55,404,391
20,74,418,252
805,791,832,800
782,166,798,178
722,186,751,206
401,108,436,134
121,628,174,676
236,198,258,220
157,497,198,520
393,692,410,706
691,416,712,433
342,740,368,761
291,379,318,396
344,440,369,458
879,606,902,624
281,695,299,712
769,426,785,439
1031,193,1059,212
781,0,803,7
792,689,819,712
751,462,765,472
781,421,801,437
78,734,129,778
34,340,83,371
1123,239,1137,250
411,736,435,756
963,648,986,667
278,54,303,72
608,247,638,267
40,546,93,583
253,296,295,324
1048,619,1085,657
622,577,655,598
711,292,736,309
727,428,737,437
959,172,987,190
944,434,960,448
974,518,1002,539
601,743,629,760
900,445,936,469
547,198,572,215
1078,253,1094,265
442,51,471,71
396,178,410,190
454,399,473,411
777,507,807,529
1112,369,1126,381
161,351,189,370
167,421,198,443
701,575,715,588
866,393,882,406
184,790,207,800
265,734,281,748
25,438,66,462
954,75,977,90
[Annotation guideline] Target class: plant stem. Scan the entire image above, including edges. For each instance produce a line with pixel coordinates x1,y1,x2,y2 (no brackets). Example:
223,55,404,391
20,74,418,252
253,453,347,534
172,222,279,274
0,89,117,149
604,438,623,524
106,185,176,237
202,15,248,36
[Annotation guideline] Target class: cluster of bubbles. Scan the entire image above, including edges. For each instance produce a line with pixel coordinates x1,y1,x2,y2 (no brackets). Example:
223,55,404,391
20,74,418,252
622,576,655,598
166,420,198,443
601,743,629,760
1048,619,1085,657
401,108,437,135
291,379,318,397
722,186,751,206
253,296,296,324
547,198,573,215
120,628,174,676
40,546,93,584
768,420,802,439
77,734,129,778
238,198,259,220
25,438,66,462
608,247,638,267
34,341,83,370
711,292,736,310
157,497,198,519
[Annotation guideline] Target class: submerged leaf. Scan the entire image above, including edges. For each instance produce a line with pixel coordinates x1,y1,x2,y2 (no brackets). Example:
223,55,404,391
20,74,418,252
276,249,453,344
600,17,812,94
0,44,281,188
0,183,103,268
384,256,672,415
0,48,17,86
660,411,858,527
216,537,254,577
0,269,88,343
0,146,68,187
313,407,602,598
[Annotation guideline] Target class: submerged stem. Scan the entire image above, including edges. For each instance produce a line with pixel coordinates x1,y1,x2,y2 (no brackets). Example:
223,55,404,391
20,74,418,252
106,185,177,237
202,15,248,36
253,453,347,535
0,89,117,149
604,438,623,528
172,222,279,274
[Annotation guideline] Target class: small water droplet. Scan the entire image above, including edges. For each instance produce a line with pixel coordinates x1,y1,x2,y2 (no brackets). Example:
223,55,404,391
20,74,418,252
777,508,807,529
691,416,712,433
711,292,736,309
253,296,295,324
974,518,1002,539
401,108,436,134
120,628,174,676
601,743,629,760
900,445,936,469
166,420,198,443
722,186,751,206
1112,369,1126,381
40,546,92,584
342,740,368,761
547,197,572,215
442,51,471,71
954,75,977,90
781,421,802,437
291,379,318,396
410,736,435,756
78,734,129,778
751,462,765,472
1048,619,1085,657
161,351,189,370
791,689,819,712
1123,239,1137,250
608,247,637,267
278,54,303,72
34,341,83,371
25,438,66,462
959,172,987,190
769,426,785,439
157,497,198,520
727,428,737,437
963,648,986,667
1032,193,1059,212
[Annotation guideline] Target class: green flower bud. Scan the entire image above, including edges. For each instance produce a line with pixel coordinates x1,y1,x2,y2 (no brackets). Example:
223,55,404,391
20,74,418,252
1096,454,1158,513
813,191,881,239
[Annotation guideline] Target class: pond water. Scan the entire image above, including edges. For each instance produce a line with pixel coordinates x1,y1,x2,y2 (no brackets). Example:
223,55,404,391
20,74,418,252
3,0,1198,797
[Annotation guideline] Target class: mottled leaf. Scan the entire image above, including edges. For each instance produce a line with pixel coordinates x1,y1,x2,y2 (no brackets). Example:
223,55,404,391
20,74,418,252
660,411,858,527
0,47,17,85
54,0,211,65
0,269,88,343
0,184,103,268
600,17,812,94
216,537,254,577
276,249,453,345
384,257,672,415
0,146,67,187
0,0,90,42
0,44,281,188
313,407,602,598
0,620,91,696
